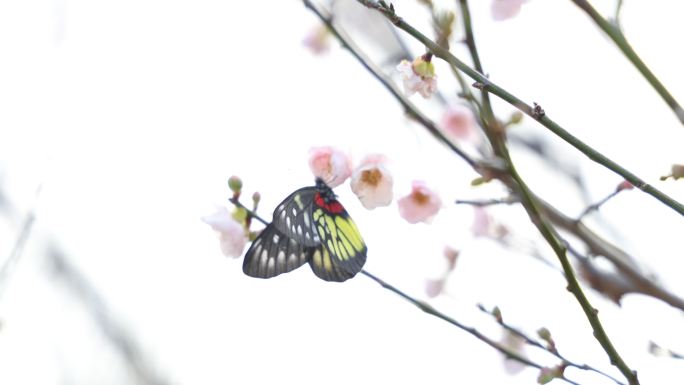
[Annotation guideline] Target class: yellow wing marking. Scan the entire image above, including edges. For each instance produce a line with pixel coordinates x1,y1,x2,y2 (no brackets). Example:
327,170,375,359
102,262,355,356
312,249,323,268
322,248,333,272
313,209,322,221
324,215,345,260
294,194,304,209
338,232,354,258
335,216,365,252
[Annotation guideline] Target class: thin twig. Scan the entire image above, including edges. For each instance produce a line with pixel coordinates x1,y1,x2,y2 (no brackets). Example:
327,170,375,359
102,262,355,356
577,186,625,220
570,0,684,126
455,196,518,207
649,341,684,360
478,304,627,385
0,184,42,299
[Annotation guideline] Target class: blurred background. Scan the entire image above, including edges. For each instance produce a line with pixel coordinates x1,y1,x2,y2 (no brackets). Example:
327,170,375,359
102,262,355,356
1,0,683,384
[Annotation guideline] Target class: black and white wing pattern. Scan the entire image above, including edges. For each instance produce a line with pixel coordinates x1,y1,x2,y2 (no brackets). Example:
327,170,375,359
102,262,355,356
242,225,312,279
271,187,321,247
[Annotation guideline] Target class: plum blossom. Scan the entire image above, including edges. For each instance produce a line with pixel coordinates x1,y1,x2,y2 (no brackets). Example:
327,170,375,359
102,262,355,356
471,207,508,239
302,24,331,55
398,181,442,224
397,55,437,98
441,104,477,140
308,146,352,188
491,0,527,21
500,329,527,374
444,246,459,272
350,154,393,209
425,278,446,298
202,206,248,258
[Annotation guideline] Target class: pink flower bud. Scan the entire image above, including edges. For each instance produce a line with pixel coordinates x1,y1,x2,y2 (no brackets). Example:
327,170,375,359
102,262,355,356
616,180,634,191
398,181,442,224
308,146,352,188
350,154,393,209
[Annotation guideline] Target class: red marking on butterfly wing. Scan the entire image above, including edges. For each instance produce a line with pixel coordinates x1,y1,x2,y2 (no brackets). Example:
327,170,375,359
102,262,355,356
314,193,345,214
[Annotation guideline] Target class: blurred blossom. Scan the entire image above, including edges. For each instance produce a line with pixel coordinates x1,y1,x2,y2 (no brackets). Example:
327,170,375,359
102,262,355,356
671,164,684,179
491,0,527,21
500,329,526,374
425,278,446,298
202,207,248,258
441,105,476,141
537,365,564,384
444,246,459,272
471,207,508,239
471,207,492,237
308,146,352,188
350,154,393,209
302,24,331,54
397,55,437,98
398,181,442,224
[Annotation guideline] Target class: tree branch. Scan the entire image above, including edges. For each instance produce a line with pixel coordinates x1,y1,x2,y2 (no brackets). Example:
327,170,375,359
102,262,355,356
570,0,684,126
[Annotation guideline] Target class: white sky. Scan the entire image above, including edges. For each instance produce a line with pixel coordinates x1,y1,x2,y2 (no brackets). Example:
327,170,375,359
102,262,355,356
1,0,683,384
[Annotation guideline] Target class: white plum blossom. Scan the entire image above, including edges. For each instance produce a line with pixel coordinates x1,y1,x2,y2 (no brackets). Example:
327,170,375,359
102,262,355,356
202,206,248,258
350,154,393,209
397,56,437,98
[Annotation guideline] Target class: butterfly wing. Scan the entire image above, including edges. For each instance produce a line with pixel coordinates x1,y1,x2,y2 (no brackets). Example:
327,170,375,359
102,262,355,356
271,186,321,247
242,225,312,279
308,199,367,281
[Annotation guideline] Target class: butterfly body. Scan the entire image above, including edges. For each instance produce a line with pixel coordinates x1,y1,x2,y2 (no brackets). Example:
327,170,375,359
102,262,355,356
243,178,367,282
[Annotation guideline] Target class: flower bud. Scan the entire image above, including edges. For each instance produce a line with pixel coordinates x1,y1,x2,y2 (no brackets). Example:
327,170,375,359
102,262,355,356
228,175,243,193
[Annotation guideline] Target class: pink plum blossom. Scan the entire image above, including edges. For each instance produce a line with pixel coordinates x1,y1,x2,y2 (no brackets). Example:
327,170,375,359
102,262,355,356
308,146,352,188
202,207,248,258
441,105,477,140
444,246,459,272
491,0,527,21
397,57,437,99
398,181,442,224
350,154,393,209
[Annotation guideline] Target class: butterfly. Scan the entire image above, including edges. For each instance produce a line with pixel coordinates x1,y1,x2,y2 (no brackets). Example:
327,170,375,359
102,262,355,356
243,178,367,282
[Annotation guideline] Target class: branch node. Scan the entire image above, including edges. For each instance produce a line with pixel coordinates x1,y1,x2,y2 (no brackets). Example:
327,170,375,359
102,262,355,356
472,81,486,90
532,102,546,119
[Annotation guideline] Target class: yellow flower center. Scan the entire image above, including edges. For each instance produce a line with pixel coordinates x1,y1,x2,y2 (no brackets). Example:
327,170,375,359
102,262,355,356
361,168,382,186
412,189,429,205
